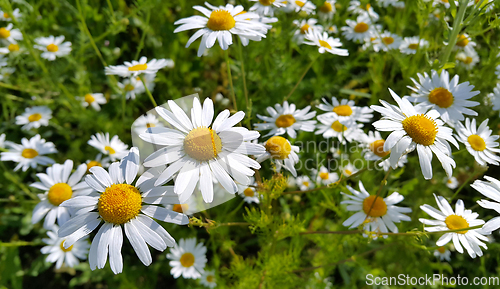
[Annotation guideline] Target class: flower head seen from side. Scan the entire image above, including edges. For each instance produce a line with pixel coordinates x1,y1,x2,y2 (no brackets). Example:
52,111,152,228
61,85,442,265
455,118,500,166
292,19,322,44
408,70,479,123
361,131,408,171
88,132,129,161
237,176,260,204
256,136,300,177
341,181,412,239
58,148,190,274
317,97,373,127
342,162,358,177
167,237,207,279
34,36,71,61
471,176,500,233
41,225,90,269
15,106,52,131
318,1,336,21
454,33,476,52
0,24,23,43
371,89,458,179
455,48,479,70
314,166,339,186
371,31,402,52
133,113,164,135
249,0,287,16
303,29,348,56
0,134,57,171
86,153,111,172
140,98,264,203
174,3,268,57
341,15,376,43
419,194,489,258
200,269,217,288
77,93,107,111
488,83,500,116
434,246,451,261
105,56,171,78
0,9,22,21
255,101,316,138
288,0,317,15
31,159,92,229
399,36,429,55
117,76,144,100
446,176,459,189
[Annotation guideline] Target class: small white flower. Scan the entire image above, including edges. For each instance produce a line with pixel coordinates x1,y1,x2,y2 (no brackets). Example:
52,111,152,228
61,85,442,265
371,31,402,52
292,19,322,44
0,42,22,54
303,29,348,56
314,166,339,185
249,0,287,16
434,246,451,261
200,269,217,288
399,36,429,54
315,115,364,144
455,118,500,166
471,176,500,233
255,101,316,138
0,23,22,43
318,1,336,21
117,77,144,100
0,9,22,21
342,162,358,177
377,0,405,8
257,136,300,177
347,1,379,20
287,0,317,15
341,15,378,43
85,153,111,171
296,175,314,191
317,97,373,127
454,33,476,52
105,56,171,77
15,106,52,131
167,237,207,279
455,48,479,70
0,134,57,171
41,225,90,269
446,176,459,189
77,93,107,111
133,114,163,135
88,132,129,161
34,36,71,61
237,177,260,204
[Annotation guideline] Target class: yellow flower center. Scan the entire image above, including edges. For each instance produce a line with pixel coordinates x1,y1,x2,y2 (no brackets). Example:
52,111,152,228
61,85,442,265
180,252,195,267
300,24,310,34
467,135,486,151
206,275,214,282
456,34,469,47
344,169,352,175
463,56,473,64
437,246,446,254
259,0,275,5
104,145,116,155
444,214,469,234
124,84,135,91
274,114,296,128
370,140,389,158
46,43,59,52
3,13,9,18
84,94,95,104
354,22,369,33
28,113,42,122
319,172,329,180
265,136,292,160
0,27,10,38
87,160,102,172
172,204,189,213
21,148,38,159
60,241,73,253
243,188,255,197
184,127,222,162
362,195,387,217
428,87,454,108
47,183,73,206
319,40,332,50
382,37,394,45
128,63,147,71
98,184,142,224
303,181,309,187
295,1,305,7
206,10,236,31
442,0,449,2
331,120,347,132
333,105,353,116
8,43,19,52
408,43,419,50
363,4,371,10
402,114,438,146
320,2,333,12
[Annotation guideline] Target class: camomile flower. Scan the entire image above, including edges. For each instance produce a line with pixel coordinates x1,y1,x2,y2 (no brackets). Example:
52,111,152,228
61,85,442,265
347,1,379,20
419,194,489,258
471,176,500,233
0,9,22,21
174,3,268,57
318,1,336,21
446,176,459,189
0,66,15,80
292,19,322,44
455,118,500,166
256,136,300,177
371,89,459,179
86,153,111,172
488,83,500,116
88,132,129,161
326,25,338,34
399,36,429,54
237,177,260,204
0,42,22,54
315,115,364,144
288,0,317,15
117,77,144,100
34,35,71,61
58,148,190,274
314,166,339,185
341,181,412,239
249,0,287,16
361,131,408,172
139,98,264,203
133,114,163,135
0,134,57,171
200,269,217,288
303,29,348,56
167,237,207,279
105,56,171,78
41,226,90,269
317,97,373,127
77,93,107,111
0,24,22,43
296,175,314,191
434,246,451,261
455,48,479,70
31,159,92,229
15,106,52,131
454,33,476,52
407,70,479,123
255,101,316,138
371,31,402,52
377,0,405,8
341,15,377,43
237,12,276,46
342,162,358,177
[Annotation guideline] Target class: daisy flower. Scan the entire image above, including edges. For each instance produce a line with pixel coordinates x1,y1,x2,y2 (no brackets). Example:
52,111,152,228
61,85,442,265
399,36,429,54
15,106,52,131
237,13,275,46
237,177,260,204
371,31,402,52
361,131,408,172
0,42,21,54
256,136,300,177
0,24,22,43
292,19,322,44
34,36,71,61
117,77,144,100
105,56,171,78
317,97,373,127
371,89,459,179
318,1,336,21
341,15,377,43
41,226,90,269
455,48,479,70
296,175,314,191
133,113,163,135
342,162,358,177
455,33,476,52
0,9,22,21
341,181,412,239
347,1,379,20
58,148,190,274
419,194,489,258
471,176,500,232
314,166,339,185
288,0,317,15
86,153,111,172
88,132,129,161
315,115,364,144
77,93,107,111
167,237,207,279
249,0,287,16
139,98,264,203
455,118,500,166
446,176,459,189
326,25,338,34
200,269,217,288
174,2,268,57
31,160,92,229
377,0,405,8
434,246,451,261
0,134,57,171
488,83,500,116
255,101,316,138
408,70,479,123
303,29,348,56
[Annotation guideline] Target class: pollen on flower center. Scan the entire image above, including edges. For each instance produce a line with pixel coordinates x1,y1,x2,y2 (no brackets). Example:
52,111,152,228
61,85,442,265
128,63,147,71
354,22,369,33
243,188,255,197
46,43,59,52
370,140,389,158
331,120,347,132
408,43,419,50
184,127,222,161
333,105,353,116
295,1,305,7
275,114,296,128
437,246,446,254
21,148,38,159
320,2,333,12
146,123,156,128
467,135,486,151
206,275,214,282
173,204,189,213
48,183,73,206
84,94,95,104
28,113,42,122
319,40,332,50
402,114,438,146
3,13,9,18
319,172,329,180
206,10,236,31
463,56,473,64
0,27,10,38
445,214,469,234
60,241,73,252
362,195,387,217
8,43,19,52
265,136,292,160
259,0,275,5
87,160,102,171
180,252,195,267
382,37,394,45
300,24,310,34
428,87,454,108
98,184,142,224
456,34,469,47
104,145,116,155
124,84,135,91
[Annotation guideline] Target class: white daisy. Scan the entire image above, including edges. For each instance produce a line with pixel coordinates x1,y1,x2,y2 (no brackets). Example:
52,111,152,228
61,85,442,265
0,134,57,171
133,113,163,135
31,159,92,229
200,269,217,288
237,177,260,204
371,31,402,52
455,33,476,52
434,246,452,261
317,97,373,127
86,153,111,172
88,132,129,161
488,83,500,116
377,0,405,8
292,19,322,44
361,131,390,160
455,48,479,70
256,136,300,177
255,101,316,138
341,181,412,239
296,175,314,191
341,162,358,177
249,0,287,16
167,237,207,279
446,176,459,189
408,70,480,123
341,15,377,43
419,194,489,258
288,0,317,14
471,176,500,233
15,106,52,131
371,89,459,179
0,23,22,43
237,13,276,46
139,97,264,203
399,36,429,54
34,35,71,61
347,1,379,20
0,42,21,54
0,9,22,21
174,3,268,57
455,118,500,166
318,1,336,21
117,76,144,100
58,148,189,274
41,225,90,269
314,166,339,185
315,115,364,144
326,25,338,34
105,56,171,78
303,29,348,56
77,93,107,111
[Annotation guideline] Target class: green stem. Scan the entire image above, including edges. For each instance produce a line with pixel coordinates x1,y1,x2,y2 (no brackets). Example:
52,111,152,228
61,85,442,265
300,225,483,236
76,0,108,67
106,0,116,22
134,10,151,61
284,55,318,101
440,0,468,64
225,49,238,111
140,75,157,107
